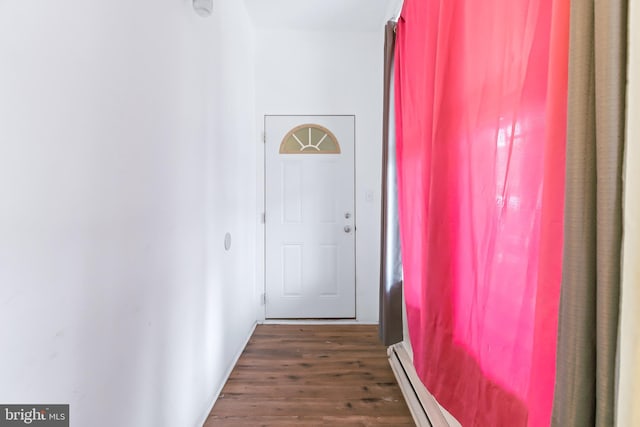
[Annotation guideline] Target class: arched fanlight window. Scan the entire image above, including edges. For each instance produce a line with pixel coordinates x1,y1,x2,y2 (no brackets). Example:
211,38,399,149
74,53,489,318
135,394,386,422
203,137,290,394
279,124,341,154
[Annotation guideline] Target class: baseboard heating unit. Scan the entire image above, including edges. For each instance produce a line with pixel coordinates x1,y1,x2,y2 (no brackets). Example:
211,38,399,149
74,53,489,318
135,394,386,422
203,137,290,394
387,343,452,427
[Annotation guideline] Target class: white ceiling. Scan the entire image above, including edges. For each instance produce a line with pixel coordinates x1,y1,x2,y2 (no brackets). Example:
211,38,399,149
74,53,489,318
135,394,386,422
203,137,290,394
244,0,403,32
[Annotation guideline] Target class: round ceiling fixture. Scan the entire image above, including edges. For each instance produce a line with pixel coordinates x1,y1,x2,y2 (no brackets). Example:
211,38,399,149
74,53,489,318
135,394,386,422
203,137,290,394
193,0,213,17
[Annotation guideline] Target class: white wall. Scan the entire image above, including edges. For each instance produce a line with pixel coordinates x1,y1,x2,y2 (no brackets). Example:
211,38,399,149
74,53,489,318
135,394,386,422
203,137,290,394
254,29,384,322
0,1,257,426
616,3,640,425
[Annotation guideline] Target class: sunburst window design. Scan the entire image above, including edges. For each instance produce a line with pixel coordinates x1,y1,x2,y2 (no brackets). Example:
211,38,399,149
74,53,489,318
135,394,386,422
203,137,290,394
279,124,341,154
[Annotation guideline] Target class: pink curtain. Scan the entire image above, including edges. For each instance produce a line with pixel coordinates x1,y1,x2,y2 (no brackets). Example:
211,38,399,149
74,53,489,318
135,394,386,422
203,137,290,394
394,0,569,425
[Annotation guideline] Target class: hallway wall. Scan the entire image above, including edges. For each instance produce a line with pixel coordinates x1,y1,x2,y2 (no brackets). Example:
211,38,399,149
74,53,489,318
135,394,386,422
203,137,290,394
617,4,640,425
254,29,384,322
0,1,257,426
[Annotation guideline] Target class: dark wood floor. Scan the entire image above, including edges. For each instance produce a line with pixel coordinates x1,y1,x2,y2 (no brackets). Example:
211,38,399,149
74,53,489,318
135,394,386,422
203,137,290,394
205,324,414,426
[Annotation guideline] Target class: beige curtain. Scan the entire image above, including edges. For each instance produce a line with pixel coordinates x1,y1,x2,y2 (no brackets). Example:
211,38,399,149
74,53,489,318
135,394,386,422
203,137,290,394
551,0,628,425
379,21,403,346
616,0,640,425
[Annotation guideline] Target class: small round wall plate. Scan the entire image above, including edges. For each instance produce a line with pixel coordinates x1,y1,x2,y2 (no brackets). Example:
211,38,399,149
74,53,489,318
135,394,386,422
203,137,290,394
224,232,232,251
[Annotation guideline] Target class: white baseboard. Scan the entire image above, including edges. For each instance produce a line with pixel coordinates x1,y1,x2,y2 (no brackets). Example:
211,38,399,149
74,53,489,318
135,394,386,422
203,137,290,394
260,319,377,325
197,321,257,427
388,342,456,427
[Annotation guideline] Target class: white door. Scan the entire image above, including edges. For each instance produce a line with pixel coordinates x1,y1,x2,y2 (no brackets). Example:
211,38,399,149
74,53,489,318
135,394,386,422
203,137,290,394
265,115,355,319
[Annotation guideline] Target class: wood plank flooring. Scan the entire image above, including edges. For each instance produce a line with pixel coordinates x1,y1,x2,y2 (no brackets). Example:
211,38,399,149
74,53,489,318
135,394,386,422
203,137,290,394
205,324,414,426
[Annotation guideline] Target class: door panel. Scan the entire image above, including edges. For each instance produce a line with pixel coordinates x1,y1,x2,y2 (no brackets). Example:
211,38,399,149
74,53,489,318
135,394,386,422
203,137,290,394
265,115,355,319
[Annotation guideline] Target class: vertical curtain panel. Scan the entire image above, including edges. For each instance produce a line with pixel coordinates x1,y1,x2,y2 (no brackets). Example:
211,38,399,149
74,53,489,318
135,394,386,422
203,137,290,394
395,0,569,425
379,20,403,346
551,0,627,425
